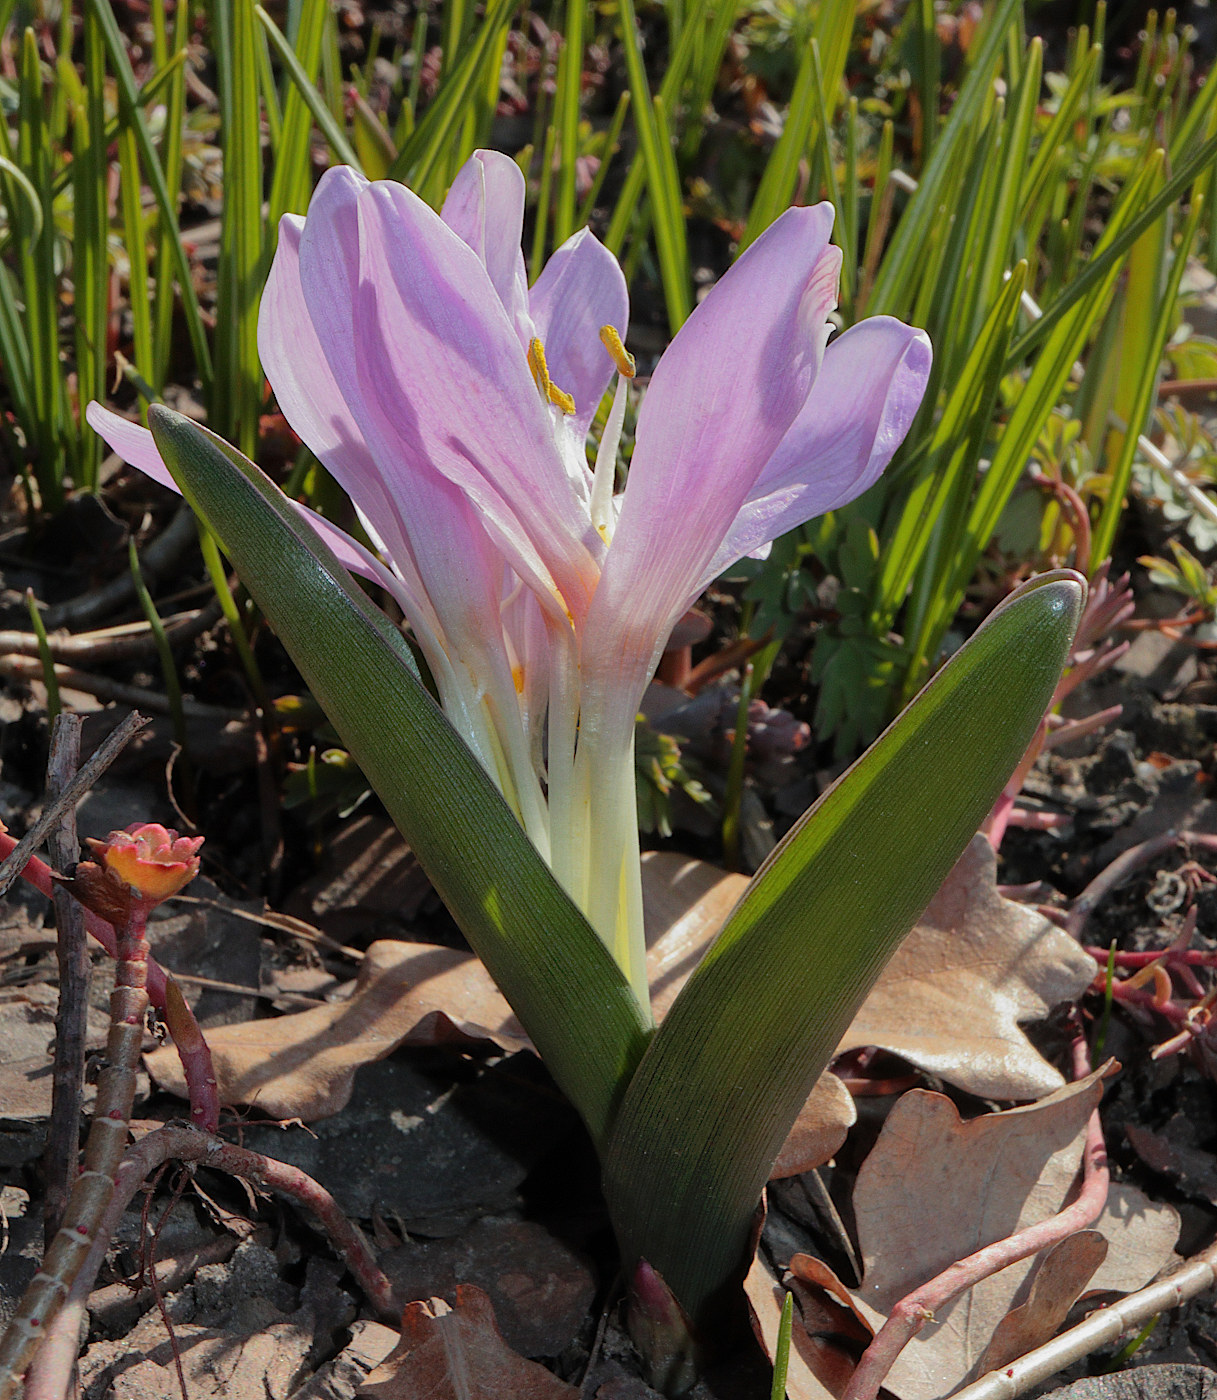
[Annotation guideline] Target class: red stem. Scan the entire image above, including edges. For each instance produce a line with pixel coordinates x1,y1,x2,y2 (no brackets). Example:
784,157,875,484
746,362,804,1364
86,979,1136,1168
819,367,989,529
1086,947,1217,968
17,1124,399,1400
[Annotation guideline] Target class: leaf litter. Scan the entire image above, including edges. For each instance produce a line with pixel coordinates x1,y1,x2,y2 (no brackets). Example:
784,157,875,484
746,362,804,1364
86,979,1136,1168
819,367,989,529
9,722,1209,1397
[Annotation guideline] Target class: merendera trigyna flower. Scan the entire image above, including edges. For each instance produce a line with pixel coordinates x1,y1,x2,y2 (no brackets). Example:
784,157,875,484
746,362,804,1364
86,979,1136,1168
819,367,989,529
88,150,931,1017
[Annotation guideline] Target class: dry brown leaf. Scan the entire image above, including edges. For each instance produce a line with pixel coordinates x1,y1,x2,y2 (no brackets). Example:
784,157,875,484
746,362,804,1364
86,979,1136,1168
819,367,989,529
845,1071,1179,1400
771,1072,856,1178
0,984,108,1121
357,1284,576,1399
848,1073,1107,1400
1086,1183,1180,1295
977,1231,1108,1374
641,851,747,1022
145,840,1086,1139
147,856,848,1170
642,842,1095,1101
744,1252,857,1400
146,941,528,1119
788,1255,875,1339
839,837,1096,1100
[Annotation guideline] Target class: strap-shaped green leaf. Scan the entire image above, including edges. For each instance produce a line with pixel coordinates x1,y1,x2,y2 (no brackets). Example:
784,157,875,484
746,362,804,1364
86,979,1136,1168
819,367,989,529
147,406,650,1147
601,571,1082,1325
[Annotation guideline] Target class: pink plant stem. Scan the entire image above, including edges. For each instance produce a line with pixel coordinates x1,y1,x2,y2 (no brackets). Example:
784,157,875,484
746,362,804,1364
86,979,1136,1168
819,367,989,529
1105,982,1191,1025
1041,704,1124,750
0,904,151,1400
840,1047,1110,1400
1005,809,1070,831
1085,947,1217,968
14,1124,398,1400
162,976,220,1132
0,829,219,1130
1031,471,1091,577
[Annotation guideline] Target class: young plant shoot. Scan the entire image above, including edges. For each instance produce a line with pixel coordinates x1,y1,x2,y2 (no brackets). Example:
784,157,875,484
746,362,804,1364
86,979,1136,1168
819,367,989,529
88,154,1081,1357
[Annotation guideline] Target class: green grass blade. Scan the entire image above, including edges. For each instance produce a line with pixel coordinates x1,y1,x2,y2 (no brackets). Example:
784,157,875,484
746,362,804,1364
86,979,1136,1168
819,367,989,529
255,3,362,173
70,11,109,493
771,1291,793,1400
0,262,32,436
738,40,818,254
875,263,1027,629
151,0,191,391
1007,131,1217,364
975,37,1041,311
602,572,1082,1325
576,90,630,227
149,405,651,1146
1017,44,1100,228
88,0,214,392
553,0,586,248
212,0,266,459
387,0,516,203
16,28,64,507
118,124,155,384
866,0,1020,317
616,0,690,331
1091,192,1206,563
267,0,327,224
603,0,710,255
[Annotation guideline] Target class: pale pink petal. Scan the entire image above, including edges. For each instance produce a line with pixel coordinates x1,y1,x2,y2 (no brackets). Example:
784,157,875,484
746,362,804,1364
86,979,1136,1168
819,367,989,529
697,318,933,590
297,170,550,716
579,206,841,746
441,150,532,346
259,207,418,577
354,177,600,618
85,404,179,492
85,401,434,634
529,228,630,439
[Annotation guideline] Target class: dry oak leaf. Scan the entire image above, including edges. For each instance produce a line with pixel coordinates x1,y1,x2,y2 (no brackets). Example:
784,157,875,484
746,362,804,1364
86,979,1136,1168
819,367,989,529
639,839,1094,1102
146,837,1079,1137
845,1070,1178,1400
146,940,529,1119
146,854,852,1167
357,1284,576,1399
838,836,1096,1099
977,1231,1109,1375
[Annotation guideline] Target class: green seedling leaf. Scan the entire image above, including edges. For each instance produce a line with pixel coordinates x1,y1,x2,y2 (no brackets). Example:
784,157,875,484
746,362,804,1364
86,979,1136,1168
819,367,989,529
601,571,1083,1327
147,406,650,1147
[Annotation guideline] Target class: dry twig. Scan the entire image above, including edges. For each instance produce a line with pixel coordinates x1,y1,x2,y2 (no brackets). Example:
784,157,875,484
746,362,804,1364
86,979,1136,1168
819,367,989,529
42,715,88,1245
0,711,149,900
947,1236,1217,1400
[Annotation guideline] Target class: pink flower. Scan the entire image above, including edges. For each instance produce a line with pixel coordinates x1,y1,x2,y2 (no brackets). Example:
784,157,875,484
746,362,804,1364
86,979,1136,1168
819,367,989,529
82,822,203,912
88,151,930,1010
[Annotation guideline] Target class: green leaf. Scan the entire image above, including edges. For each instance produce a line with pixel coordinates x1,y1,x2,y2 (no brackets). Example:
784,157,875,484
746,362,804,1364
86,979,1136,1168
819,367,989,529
601,571,1083,1326
146,406,650,1148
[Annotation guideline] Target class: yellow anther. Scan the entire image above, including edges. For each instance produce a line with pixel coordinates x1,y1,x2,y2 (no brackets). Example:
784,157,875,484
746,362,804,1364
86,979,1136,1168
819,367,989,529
527,336,576,416
599,325,635,378
596,523,611,544
512,665,526,694
548,382,576,414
